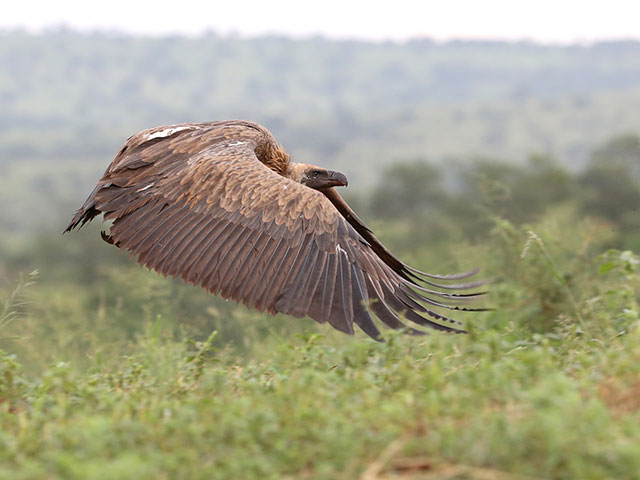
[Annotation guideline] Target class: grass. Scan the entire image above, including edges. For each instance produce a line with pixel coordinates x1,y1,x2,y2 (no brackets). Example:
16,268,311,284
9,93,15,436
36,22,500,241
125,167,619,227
2,324,640,479
1,209,639,479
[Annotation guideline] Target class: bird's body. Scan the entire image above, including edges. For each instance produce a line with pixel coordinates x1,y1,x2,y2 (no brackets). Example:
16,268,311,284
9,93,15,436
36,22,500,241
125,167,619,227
65,120,484,339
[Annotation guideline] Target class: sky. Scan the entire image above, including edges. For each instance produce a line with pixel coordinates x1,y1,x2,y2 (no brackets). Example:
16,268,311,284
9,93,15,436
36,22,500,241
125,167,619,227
2,0,639,43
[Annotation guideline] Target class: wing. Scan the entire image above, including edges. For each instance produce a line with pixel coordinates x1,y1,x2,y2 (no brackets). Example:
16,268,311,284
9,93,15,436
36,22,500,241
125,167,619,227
65,121,482,339
322,187,486,289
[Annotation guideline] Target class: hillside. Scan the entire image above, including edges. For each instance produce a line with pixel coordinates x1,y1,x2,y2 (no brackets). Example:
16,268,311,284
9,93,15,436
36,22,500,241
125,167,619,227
2,31,640,168
2,31,640,234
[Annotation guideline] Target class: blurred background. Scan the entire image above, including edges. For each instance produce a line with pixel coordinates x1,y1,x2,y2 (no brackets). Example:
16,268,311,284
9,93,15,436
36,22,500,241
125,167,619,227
1,1,639,370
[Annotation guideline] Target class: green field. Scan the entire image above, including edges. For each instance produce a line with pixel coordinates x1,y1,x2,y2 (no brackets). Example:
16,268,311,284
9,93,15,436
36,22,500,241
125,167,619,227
2,205,639,479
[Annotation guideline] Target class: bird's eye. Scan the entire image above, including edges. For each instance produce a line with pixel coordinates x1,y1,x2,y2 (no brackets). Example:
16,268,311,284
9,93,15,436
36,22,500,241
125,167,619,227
312,170,320,178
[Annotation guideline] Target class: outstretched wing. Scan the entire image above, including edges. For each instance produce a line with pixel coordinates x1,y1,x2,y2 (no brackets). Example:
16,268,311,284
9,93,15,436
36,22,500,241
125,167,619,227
66,121,482,339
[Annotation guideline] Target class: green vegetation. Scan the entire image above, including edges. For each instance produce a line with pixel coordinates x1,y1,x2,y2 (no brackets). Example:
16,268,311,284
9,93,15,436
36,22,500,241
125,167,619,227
1,31,640,478
1,210,639,478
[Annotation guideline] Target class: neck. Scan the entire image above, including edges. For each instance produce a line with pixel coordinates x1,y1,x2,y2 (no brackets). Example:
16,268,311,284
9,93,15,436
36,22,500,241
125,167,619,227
285,162,308,183
268,145,290,176
255,141,290,177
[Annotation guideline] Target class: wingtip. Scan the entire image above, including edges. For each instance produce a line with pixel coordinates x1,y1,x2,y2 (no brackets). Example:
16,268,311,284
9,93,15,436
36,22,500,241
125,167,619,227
62,221,79,235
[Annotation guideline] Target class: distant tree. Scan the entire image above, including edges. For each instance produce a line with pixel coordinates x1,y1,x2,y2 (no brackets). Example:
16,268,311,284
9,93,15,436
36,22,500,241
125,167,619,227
368,155,577,244
369,160,448,219
455,154,573,224
590,134,640,180
579,134,640,221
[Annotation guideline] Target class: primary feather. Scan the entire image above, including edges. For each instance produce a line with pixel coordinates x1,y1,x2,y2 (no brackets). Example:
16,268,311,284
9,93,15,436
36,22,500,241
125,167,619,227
65,120,485,340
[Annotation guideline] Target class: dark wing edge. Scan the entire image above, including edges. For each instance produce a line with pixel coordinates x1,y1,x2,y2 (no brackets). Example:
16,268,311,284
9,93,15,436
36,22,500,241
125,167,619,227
321,187,488,290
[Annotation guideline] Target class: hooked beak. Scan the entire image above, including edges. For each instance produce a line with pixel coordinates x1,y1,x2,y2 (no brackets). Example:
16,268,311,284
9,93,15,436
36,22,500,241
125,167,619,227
327,170,348,188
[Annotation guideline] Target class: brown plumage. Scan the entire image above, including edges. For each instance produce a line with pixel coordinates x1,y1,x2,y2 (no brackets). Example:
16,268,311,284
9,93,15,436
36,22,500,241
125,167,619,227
65,120,486,340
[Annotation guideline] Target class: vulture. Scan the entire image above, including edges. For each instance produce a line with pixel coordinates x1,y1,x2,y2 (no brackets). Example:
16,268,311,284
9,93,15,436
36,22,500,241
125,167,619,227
65,120,486,340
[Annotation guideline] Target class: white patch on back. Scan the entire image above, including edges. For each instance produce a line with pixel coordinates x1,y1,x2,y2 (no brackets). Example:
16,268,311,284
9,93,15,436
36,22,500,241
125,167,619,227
145,126,193,141
136,184,154,193
227,140,245,146
336,245,348,256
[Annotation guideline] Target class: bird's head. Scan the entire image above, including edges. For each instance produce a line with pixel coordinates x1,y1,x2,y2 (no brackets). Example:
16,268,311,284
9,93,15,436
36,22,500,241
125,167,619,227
288,163,348,190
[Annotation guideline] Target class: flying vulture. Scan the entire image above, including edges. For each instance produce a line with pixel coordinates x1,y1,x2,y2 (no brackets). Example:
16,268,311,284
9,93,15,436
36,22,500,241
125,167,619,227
65,120,485,339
